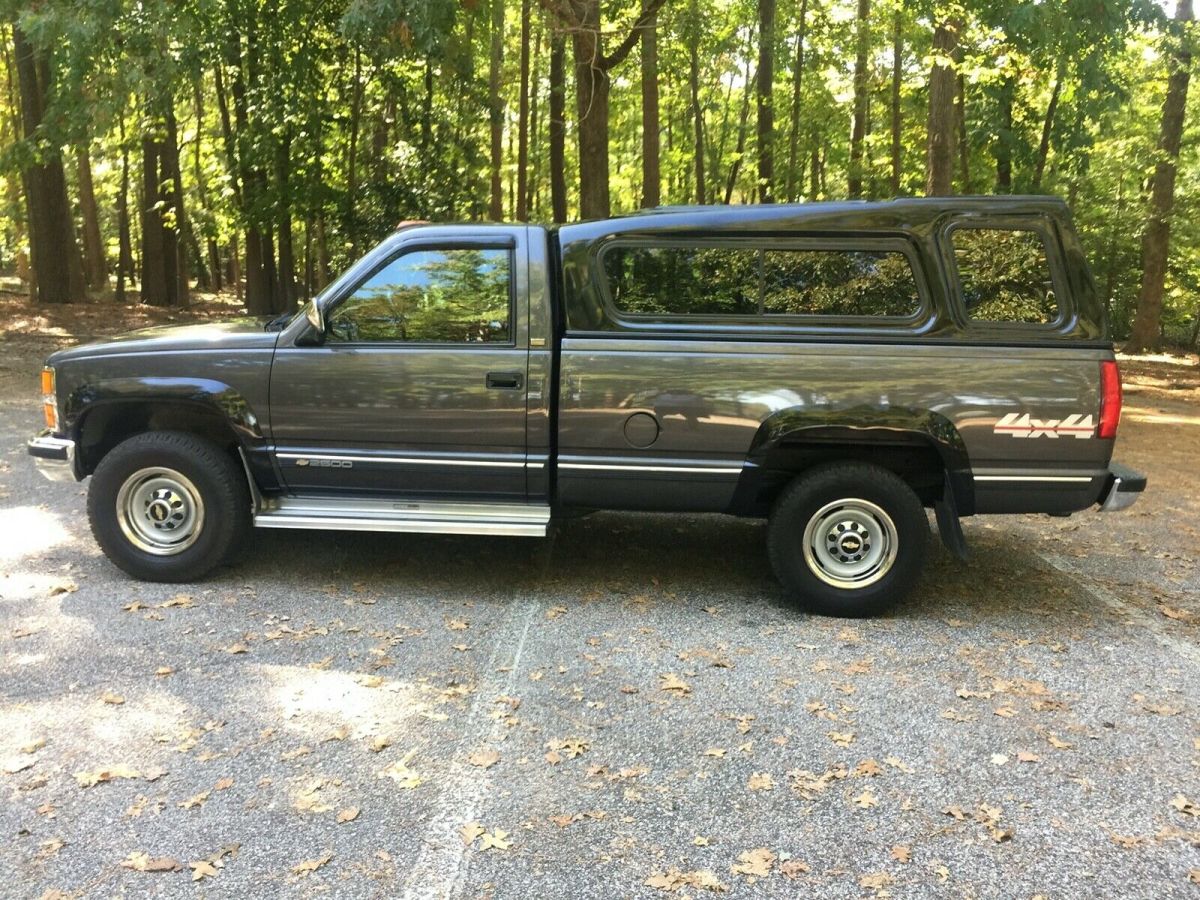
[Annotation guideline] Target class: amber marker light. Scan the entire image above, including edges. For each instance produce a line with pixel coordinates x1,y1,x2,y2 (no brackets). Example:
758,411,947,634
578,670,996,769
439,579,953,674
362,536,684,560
41,367,58,431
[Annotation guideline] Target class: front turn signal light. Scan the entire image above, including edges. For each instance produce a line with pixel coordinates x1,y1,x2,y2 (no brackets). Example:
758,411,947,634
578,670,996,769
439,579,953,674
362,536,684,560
41,366,58,431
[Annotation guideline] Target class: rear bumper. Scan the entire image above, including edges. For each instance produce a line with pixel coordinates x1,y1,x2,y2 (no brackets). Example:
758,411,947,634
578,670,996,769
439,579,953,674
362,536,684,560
1098,462,1146,512
27,431,78,483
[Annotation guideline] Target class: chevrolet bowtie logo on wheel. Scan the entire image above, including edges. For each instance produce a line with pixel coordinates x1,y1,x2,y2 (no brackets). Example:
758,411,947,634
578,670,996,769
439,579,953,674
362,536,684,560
993,413,1095,439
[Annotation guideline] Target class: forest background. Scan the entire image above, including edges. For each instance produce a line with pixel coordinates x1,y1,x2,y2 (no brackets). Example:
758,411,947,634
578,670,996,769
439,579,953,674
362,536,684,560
3,0,1198,350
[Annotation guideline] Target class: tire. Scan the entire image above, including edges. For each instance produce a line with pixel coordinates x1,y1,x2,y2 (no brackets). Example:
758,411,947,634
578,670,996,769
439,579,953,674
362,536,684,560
767,463,928,617
87,431,251,583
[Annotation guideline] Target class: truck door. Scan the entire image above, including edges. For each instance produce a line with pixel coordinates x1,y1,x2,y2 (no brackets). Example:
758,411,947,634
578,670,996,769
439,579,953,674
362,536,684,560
268,225,532,500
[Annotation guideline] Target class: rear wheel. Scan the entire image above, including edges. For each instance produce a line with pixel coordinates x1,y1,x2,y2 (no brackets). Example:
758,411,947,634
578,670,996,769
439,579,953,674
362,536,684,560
768,463,927,617
88,431,250,582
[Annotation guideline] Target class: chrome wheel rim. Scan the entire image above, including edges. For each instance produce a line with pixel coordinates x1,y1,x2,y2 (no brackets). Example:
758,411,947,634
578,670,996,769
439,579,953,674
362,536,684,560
802,498,898,590
115,467,205,556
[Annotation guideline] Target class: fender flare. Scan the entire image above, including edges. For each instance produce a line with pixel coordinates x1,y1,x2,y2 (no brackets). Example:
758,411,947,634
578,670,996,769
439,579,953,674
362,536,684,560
736,405,975,516
63,377,277,488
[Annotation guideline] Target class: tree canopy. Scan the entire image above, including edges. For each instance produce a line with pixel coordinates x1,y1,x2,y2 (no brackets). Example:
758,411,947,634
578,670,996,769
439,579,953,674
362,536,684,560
0,0,1197,347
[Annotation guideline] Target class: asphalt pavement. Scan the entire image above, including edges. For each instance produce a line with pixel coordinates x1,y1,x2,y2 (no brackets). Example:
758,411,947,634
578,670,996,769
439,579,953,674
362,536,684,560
1,373,1197,899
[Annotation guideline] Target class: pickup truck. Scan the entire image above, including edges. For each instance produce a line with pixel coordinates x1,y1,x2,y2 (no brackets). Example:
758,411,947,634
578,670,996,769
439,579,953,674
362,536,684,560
28,197,1146,616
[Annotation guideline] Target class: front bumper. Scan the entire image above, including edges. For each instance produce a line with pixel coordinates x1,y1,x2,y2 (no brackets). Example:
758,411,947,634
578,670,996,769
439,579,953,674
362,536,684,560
28,431,78,483
1098,462,1146,512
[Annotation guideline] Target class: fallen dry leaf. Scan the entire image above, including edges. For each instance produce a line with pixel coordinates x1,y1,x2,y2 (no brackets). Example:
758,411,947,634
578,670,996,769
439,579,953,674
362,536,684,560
379,751,422,789
891,844,911,863
3,757,35,775
224,643,250,655
479,829,512,851
860,871,894,892
1017,751,1041,763
731,847,775,878
154,666,174,677
190,861,218,882
445,618,469,631
1171,794,1199,817
291,852,333,876
1047,734,1074,750
853,789,878,809
779,859,810,878
121,852,181,873
468,749,500,769
178,790,209,810
336,807,360,824
101,691,125,706
646,868,727,892
827,731,855,747
21,738,46,754
369,736,392,753
75,765,143,788
746,772,774,792
659,673,691,694
459,821,486,845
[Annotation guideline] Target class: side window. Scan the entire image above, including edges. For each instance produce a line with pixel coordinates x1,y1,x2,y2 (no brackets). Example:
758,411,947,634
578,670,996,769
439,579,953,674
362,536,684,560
952,227,1059,325
602,245,759,316
327,247,511,343
762,249,921,317
601,243,921,320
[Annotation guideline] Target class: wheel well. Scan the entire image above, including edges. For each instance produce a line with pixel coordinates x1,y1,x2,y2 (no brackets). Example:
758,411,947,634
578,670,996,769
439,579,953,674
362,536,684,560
741,441,946,515
76,401,242,476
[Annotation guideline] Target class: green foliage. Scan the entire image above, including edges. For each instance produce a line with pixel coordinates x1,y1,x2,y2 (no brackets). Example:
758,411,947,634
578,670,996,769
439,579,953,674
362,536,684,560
0,0,1195,340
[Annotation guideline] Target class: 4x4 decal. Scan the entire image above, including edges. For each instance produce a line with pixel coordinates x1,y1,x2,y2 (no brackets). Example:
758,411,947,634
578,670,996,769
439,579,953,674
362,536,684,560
993,413,1095,439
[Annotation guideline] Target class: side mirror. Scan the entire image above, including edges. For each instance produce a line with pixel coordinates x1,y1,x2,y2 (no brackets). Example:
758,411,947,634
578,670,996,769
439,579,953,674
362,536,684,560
306,301,325,334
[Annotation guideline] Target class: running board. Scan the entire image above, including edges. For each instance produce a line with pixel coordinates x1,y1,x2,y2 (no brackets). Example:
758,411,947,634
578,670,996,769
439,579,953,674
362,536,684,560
254,496,551,537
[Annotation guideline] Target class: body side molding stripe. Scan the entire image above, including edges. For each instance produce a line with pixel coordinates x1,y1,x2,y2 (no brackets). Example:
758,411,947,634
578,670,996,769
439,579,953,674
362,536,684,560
973,475,1093,483
276,452,527,469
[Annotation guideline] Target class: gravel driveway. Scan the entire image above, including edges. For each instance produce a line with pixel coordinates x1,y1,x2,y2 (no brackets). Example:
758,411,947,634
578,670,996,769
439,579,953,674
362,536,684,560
1,335,1197,899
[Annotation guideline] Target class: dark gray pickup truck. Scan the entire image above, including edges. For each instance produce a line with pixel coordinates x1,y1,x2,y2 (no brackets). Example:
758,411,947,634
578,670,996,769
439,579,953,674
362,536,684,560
29,197,1145,616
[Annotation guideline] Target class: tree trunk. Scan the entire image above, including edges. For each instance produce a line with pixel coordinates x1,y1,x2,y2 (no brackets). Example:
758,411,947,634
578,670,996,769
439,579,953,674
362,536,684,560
12,23,83,304
688,8,706,204
848,0,870,198
725,42,754,204
925,18,958,197
549,26,567,223
890,9,902,195
163,106,187,306
140,135,167,306
785,0,809,201
640,0,661,208
116,113,133,303
955,72,969,192
345,47,362,254
995,75,1013,192
489,0,505,220
76,144,107,292
516,0,531,220
1032,66,1063,189
756,0,776,202
571,0,612,219
528,15,543,215
1128,0,1194,351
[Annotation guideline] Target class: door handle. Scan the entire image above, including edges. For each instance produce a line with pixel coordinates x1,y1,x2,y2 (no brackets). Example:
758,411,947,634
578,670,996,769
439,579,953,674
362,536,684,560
486,371,523,389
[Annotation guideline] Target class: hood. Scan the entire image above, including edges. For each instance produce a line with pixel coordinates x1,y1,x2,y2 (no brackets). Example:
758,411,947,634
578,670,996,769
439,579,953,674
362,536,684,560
47,317,281,364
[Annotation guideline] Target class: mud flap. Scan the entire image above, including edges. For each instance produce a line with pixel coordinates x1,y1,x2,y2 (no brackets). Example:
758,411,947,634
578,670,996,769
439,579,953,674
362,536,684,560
935,471,969,561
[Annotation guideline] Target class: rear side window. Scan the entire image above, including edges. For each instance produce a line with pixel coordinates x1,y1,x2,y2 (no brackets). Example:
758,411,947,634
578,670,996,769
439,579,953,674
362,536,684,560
601,244,922,320
952,227,1059,325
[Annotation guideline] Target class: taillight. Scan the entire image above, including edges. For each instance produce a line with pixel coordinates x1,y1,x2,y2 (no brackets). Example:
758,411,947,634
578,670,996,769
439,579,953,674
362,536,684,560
41,366,58,431
1099,359,1122,440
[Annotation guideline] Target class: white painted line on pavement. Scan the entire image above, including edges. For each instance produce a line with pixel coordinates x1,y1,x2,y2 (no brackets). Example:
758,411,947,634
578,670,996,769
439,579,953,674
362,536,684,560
400,596,541,900
1035,551,1200,667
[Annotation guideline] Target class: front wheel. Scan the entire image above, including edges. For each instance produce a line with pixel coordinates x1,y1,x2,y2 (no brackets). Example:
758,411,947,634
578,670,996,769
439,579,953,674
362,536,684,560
768,463,927,617
87,431,250,582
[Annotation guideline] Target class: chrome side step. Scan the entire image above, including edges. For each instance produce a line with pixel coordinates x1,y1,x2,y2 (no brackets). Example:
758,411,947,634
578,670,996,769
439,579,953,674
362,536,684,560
254,496,551,537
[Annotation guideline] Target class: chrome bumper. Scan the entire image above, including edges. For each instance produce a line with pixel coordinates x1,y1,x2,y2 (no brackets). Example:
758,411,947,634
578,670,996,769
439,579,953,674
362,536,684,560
27,432,78,483
1098,462,1146,512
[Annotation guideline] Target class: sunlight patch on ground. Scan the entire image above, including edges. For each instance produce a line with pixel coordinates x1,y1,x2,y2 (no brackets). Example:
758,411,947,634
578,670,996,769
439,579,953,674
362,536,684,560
1123,405,1200,427
260,664,442,740
0,506,75,563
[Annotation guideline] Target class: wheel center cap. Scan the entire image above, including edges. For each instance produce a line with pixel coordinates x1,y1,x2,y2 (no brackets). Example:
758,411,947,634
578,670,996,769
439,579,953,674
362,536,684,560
838,533,863,555
148,499,172,523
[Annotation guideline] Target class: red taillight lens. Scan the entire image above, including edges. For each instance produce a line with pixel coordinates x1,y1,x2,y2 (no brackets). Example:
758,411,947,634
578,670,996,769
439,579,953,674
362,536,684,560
1099,359,1122,440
